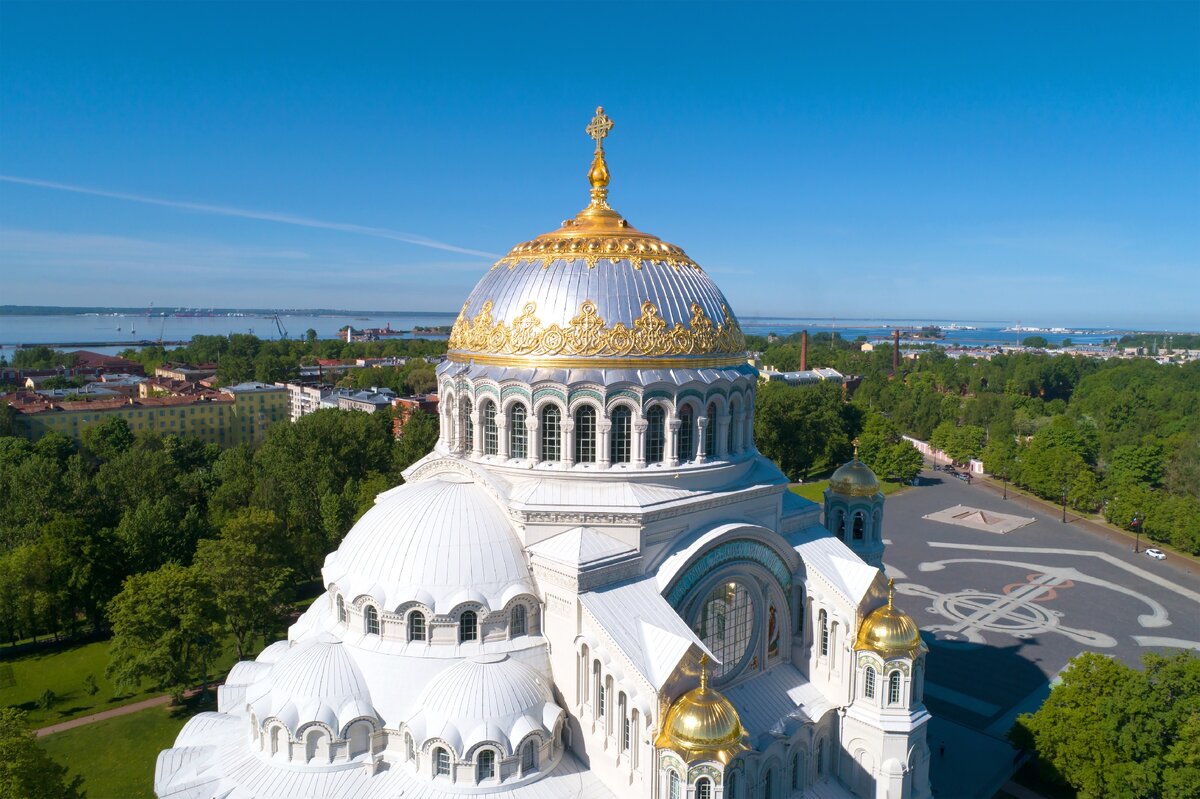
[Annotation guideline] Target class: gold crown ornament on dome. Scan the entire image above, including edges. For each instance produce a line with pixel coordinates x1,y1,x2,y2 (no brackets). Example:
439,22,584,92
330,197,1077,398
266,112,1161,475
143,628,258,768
447,107,748,369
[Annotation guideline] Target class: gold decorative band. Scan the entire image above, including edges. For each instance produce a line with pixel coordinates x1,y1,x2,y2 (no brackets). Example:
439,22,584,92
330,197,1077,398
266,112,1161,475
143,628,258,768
448,298,746,360
494,249,699,272
447,351,749,370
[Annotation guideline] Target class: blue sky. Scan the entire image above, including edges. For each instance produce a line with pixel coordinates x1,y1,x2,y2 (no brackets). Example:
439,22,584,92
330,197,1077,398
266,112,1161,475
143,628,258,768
1,1,1197,329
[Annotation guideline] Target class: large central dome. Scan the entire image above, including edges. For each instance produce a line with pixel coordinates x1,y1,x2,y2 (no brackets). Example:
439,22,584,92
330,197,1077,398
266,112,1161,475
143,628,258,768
448,107,746,369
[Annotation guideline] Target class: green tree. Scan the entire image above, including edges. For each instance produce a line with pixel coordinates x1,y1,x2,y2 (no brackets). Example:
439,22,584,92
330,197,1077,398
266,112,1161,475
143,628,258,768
1011,651,1200,798
755,381,854,481
80,416,135,462
106,563,223,703
394,409,439,474
0,708,85,799
876,440,924,483
1021,335,1049,348
193,519,293,660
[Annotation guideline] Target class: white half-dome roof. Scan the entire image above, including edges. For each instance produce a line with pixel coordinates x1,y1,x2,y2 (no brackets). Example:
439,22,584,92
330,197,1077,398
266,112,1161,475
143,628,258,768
323,474,533,613
244,634,377,736
405,653,561,755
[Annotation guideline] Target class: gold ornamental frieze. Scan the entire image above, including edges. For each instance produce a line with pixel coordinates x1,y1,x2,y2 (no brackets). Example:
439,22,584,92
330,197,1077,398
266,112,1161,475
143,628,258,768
448,298,746,360
494,236,699,271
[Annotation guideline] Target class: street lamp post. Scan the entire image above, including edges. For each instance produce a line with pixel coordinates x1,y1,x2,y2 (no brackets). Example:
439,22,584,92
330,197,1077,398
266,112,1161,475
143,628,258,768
1131,513,1143,553
1061,482,1068,524
1002,470,1008,500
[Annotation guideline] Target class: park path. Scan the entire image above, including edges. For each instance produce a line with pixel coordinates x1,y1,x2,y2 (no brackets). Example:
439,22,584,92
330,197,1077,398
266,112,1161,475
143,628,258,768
35,684,211,737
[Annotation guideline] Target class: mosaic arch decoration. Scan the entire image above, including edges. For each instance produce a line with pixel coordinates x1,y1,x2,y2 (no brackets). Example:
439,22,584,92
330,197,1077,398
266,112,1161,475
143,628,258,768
667,539,792,607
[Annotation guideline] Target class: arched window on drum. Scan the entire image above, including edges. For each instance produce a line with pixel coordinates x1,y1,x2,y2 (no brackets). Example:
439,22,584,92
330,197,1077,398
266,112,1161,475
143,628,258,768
482,400,498,455
540,405,561,462
509,403,528,459
645,405,665,464
575,406,597,463
609,405,632,464
677,404,696,462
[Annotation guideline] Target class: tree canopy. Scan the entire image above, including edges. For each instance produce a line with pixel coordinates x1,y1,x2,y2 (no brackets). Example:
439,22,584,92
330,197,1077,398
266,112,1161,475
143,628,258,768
0,708,84,799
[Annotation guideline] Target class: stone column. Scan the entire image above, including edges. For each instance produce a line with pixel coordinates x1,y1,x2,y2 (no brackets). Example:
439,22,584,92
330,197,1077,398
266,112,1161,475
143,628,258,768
562,418,576,467
716,413,730,459
470,409,482,458
633,420,648,468
696,416,710,463
732,411,746,454
598,419,612,468
527,416,540,465
666,420,680,467
496,414,510,459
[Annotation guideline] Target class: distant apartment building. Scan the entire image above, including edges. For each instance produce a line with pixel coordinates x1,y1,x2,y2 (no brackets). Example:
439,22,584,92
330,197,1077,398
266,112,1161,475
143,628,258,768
155,362,218,382
391,393,439,437
275,382,332,422
758,365,845,386
5,380,287,447
324,387,396,414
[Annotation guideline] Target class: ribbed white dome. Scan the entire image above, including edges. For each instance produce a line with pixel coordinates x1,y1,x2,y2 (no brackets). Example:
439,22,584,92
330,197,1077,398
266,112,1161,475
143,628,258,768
323,474,533,613
405,654,561,755
244,635,377,735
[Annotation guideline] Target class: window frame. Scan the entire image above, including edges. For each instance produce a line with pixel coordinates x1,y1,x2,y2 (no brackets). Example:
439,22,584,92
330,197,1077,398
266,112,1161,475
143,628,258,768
540,404,561,462
509,403,528,459
574,406,597,463
459,610,478,643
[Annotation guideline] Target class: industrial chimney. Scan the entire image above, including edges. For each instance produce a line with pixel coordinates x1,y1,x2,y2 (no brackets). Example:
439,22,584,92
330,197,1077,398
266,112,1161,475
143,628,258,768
892,329,901,373
800,330,808,371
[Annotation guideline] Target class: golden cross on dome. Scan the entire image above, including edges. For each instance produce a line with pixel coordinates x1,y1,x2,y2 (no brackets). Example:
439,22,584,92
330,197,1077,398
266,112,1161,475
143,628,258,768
586,106,614,152
852,437,861,458
887,578,895,607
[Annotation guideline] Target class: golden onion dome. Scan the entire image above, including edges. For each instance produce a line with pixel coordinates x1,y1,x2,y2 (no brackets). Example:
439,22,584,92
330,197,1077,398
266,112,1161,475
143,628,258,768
447,107,747,370
655,656,749,764
829,457,881,497
857,580,923,657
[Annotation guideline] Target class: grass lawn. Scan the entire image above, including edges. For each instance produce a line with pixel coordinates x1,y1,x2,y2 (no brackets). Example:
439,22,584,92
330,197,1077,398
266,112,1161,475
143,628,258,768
789,478,907,503
39,696,210,799
0,635,246,729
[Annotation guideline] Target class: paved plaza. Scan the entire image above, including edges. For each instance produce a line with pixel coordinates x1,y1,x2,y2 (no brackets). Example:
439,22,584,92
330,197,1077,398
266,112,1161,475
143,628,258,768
878,470,1200,797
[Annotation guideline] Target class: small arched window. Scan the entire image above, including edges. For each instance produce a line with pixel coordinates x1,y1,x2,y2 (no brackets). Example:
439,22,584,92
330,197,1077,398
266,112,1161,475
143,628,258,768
728,398,739,454
645,405,665,463
575,406,596,463
482,400,498,455
509,403,528,459
817,739,826,775
819,609,829,656
677,404,696,462
618,692,629,751
763,769,774,798
669,770,682,799
364,605,380,636
511,604,527,636
792,752,802,789
476,749,495,781
728,771,738,799
408,611,426,642
610,405,632,464
864,666,877,698
835,510,846,540
540,405,561,462
434,746,450,776
336,595,346,624
889,670,902,704
405,732,414,761
853,511,865,540
704,401,717,457
460,398,473,452
459,610,478,643
697,776,713,799
521,739,538,774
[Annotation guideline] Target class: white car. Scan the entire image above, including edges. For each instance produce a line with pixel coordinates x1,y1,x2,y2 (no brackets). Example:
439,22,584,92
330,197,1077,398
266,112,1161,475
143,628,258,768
1145,548,1166,560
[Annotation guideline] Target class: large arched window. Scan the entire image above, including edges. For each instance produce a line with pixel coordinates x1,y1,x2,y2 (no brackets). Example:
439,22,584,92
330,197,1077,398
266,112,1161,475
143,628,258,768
853,511,865,540
540,405,561,462
434,746,450,776
482,400,498,455
408,611,426,642
575,406,596,463
668,771,682,799
364,605,380,636
460,398,473,451
704,402,717,457
864,666,877,698
511,604,527,636
476,749,495,781
521,740,538,774
819,609,829,656
645,405,665,463
336,595,346,624
696,777,713,799
609,405,632,464
677,404,696,462
509,403,528,459
889,670,902,705
459,610,478,643
693,580,756,681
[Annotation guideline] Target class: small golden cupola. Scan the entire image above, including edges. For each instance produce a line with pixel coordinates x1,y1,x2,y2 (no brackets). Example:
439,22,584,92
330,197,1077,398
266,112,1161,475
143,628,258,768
656,656,749,764
829,447,882,498
857,580,923,657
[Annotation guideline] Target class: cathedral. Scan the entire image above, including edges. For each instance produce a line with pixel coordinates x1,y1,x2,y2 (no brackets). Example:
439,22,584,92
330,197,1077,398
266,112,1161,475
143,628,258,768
155,108,932,799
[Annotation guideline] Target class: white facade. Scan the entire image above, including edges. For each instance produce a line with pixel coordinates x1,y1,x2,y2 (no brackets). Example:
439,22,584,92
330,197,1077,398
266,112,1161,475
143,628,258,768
156,115,930,799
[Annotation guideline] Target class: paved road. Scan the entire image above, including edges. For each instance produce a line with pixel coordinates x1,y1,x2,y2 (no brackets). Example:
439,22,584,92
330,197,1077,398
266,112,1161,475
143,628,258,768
878,468,1200,797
